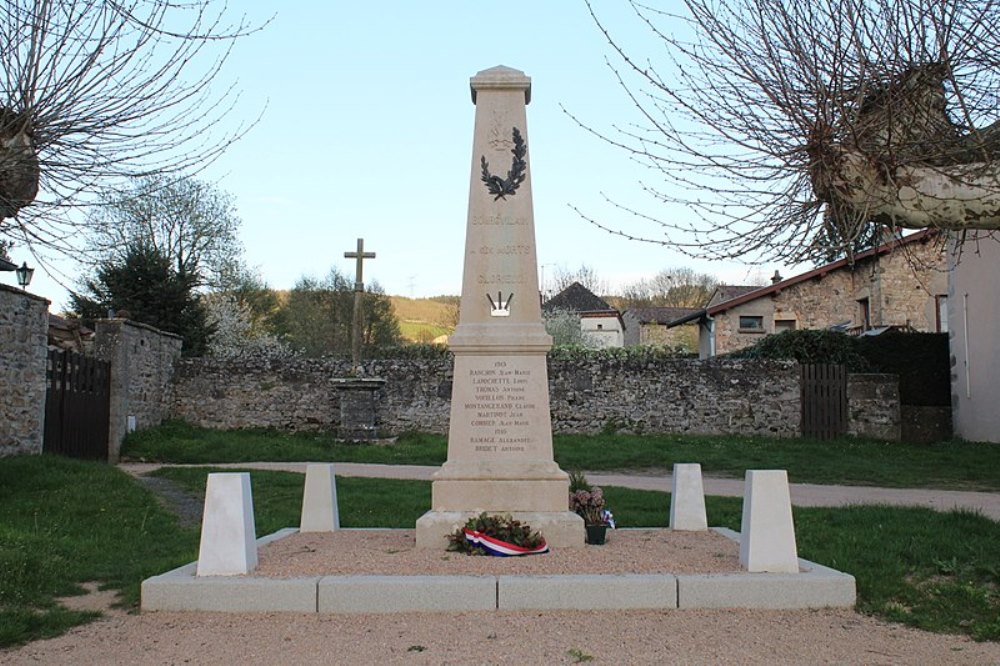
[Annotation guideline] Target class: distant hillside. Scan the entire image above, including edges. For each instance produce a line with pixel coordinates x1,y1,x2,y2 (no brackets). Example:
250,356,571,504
390,295,458,343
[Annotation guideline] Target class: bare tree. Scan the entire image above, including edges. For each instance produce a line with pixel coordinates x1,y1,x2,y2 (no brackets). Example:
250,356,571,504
0,0,265,256
577,0,1000,264
618,267,718,308
85,175,243,289
551,264,610,297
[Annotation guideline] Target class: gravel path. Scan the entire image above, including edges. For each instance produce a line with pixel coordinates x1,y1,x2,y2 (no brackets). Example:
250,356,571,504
120,461,1000,521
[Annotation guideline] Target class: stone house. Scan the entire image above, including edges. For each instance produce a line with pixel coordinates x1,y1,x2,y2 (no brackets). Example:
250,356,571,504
622,306,701,351
542,282,624,348
669,230,948,358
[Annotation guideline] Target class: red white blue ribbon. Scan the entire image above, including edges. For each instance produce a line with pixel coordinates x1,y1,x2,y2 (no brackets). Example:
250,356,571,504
463,529,549,557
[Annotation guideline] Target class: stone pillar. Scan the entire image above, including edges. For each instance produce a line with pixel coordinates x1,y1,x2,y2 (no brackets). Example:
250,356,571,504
739,470,799,573
669,463,708,531
300,464,341,532
95,319,183,462
197,473,258,576
416,66,584,548
0,285,49,456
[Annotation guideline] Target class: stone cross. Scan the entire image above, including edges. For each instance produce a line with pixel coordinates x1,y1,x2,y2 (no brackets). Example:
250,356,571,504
343,238,375,371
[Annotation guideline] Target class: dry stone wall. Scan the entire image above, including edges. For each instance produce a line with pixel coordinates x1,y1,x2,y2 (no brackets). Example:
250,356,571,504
0,285,49,456
170,356,807,438
95,320,183,461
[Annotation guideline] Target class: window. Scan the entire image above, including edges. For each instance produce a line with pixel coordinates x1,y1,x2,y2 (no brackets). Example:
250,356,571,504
935,295,948,333
738,315,764,332
774,319,797,332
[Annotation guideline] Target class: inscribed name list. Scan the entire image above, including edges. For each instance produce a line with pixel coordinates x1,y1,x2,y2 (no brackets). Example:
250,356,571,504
460,357,544,456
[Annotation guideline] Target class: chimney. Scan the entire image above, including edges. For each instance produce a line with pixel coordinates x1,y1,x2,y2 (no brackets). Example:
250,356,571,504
771,270,783,284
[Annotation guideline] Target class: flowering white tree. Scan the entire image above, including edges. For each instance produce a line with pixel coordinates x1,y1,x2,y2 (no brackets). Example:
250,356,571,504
204,294,294,361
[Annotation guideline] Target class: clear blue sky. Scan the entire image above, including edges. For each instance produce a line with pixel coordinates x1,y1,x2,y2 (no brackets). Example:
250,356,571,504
21,2,789,309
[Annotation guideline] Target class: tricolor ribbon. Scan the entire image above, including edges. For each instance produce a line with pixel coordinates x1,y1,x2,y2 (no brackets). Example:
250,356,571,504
463,528,549,557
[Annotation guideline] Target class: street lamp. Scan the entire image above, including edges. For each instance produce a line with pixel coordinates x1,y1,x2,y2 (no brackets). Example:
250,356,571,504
15,262,34,287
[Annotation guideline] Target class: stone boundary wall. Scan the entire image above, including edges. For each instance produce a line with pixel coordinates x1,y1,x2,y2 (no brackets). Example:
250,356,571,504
0,285,50,456
95,319,183,461
171,357,817,438
847,374,901,441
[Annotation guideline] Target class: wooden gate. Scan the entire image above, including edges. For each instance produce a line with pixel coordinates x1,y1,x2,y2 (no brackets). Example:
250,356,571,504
44,350,111,461
800,363,847,440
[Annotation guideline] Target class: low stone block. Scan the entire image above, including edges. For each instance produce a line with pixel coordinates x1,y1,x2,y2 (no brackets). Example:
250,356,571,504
300,464,340,532
196,473,258,576
142,568,318,612
676,569,856,609
318,575,496,613
669,463,708,531
740,470,798,573
498,575,677,610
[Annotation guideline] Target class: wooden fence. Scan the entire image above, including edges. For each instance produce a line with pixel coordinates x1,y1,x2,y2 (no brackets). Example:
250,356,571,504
800,363,848,440
44,350,111,460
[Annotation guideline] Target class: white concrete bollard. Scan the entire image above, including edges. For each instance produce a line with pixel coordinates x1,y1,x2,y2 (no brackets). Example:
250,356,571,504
300,463,341,532
739,470,799,573
669,463,708,531
196,473,258,576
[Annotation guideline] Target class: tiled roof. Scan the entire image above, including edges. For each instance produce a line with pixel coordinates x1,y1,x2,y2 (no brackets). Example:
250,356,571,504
542,282,614,313
625,306,702,324
705,229,938,315
707,286,760,307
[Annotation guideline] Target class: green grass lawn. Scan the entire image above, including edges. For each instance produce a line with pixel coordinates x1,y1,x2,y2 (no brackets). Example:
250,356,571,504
0,456,198,648
124,422,1000,491
122,421,447,466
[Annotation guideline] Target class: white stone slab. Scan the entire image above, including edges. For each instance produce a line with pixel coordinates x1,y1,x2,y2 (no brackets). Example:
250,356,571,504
739,470,798,573
498,574,677,610
196,472,258,576
669,463,708,531
318,575,496,612
300,464,340,532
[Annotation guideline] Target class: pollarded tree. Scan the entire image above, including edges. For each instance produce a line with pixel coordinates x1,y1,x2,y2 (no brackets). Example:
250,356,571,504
581,0,1000,264
85,176,244,289
0,0,265,254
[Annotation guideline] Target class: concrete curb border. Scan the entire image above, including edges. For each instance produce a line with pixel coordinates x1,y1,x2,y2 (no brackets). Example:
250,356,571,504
141,527,856,613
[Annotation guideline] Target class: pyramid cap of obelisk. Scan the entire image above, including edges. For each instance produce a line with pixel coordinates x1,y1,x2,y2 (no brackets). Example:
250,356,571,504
470,65,531,104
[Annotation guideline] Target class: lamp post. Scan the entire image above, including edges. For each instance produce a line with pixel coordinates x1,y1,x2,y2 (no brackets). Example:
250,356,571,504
1,257,34,287
15,262,34,287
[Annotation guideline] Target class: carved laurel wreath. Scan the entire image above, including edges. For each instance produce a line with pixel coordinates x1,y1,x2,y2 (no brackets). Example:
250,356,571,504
481,127,527,200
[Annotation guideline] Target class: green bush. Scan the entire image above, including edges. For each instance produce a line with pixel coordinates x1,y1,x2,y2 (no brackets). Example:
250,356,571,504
737,329,869,370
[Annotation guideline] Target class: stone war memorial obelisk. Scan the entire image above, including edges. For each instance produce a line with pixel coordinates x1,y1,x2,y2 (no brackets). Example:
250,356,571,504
416,66,584,548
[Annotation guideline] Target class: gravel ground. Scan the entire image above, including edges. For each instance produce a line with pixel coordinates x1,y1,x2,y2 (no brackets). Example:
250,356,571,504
7,607,1000,664
254,529,747,577
6,527,1000,664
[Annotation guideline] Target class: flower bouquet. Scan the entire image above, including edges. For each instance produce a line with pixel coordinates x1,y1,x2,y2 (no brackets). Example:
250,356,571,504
569,472,615,544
